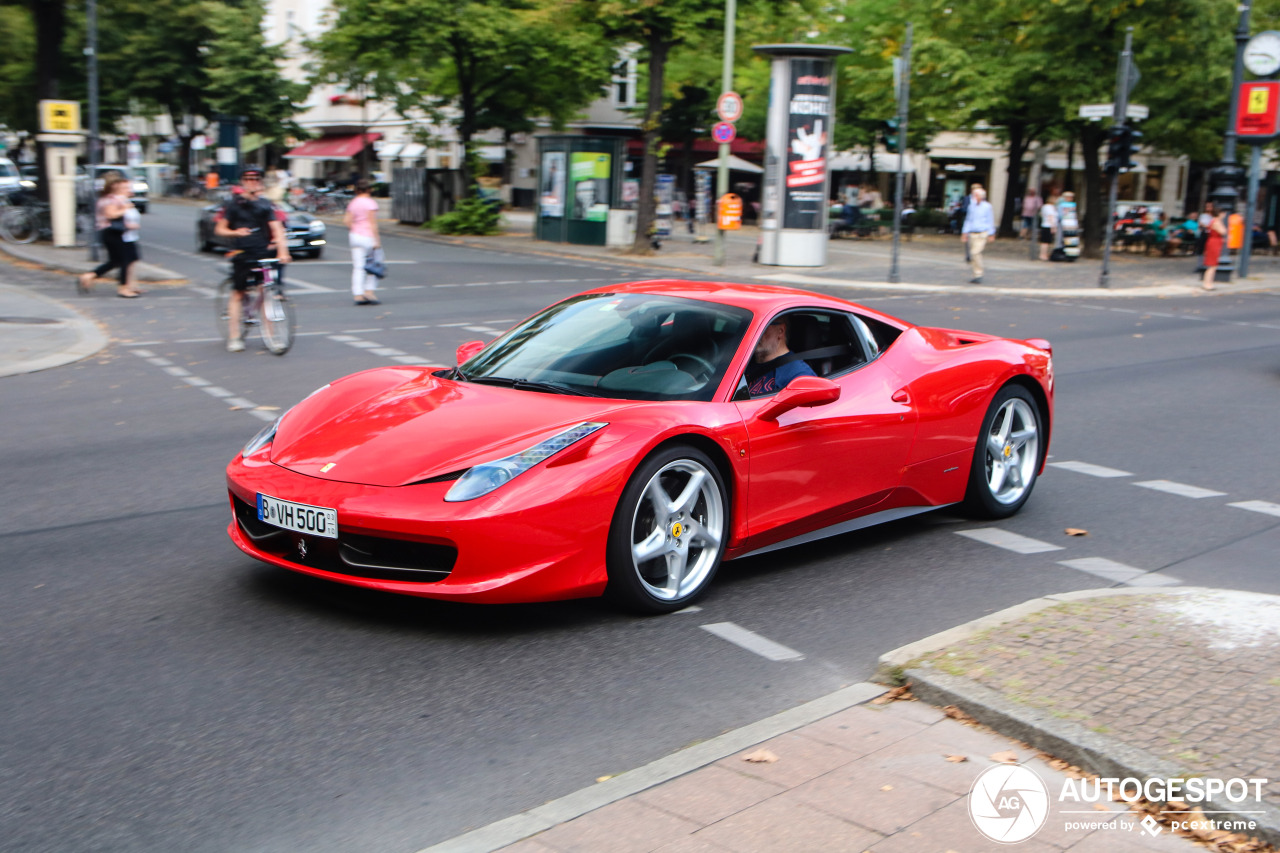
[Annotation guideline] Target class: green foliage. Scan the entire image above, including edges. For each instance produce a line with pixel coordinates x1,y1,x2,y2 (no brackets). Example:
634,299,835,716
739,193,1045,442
0,5,36,133
426,195,501,235
309,0,613,193
203,0,308,138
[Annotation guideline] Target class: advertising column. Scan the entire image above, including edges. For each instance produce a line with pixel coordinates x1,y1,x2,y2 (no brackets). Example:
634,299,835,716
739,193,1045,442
754,44,851,266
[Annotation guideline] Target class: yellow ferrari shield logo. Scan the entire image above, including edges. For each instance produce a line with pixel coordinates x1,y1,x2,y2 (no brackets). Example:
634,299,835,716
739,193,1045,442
670,522,684,539
1003,445,1013,459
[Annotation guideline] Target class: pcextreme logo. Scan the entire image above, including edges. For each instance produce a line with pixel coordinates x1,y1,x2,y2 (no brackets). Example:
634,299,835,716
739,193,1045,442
968,763,1051,843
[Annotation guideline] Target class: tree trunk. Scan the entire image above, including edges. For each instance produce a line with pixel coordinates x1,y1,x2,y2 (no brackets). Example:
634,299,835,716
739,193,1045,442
631,34,668,253
1079,123,1106,258
31,0,66,204
998,121,1027,238
1063,139,1076,194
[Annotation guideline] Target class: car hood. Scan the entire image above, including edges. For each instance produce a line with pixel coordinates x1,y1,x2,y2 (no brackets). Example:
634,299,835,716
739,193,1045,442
270,368,631,487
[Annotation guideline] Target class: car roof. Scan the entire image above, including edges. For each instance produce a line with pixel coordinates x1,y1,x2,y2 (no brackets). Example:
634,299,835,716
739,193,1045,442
578,279,909,328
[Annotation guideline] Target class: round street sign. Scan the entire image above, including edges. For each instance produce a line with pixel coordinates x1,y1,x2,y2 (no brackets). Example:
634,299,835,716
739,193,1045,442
716,91,744,123
712,122,737,144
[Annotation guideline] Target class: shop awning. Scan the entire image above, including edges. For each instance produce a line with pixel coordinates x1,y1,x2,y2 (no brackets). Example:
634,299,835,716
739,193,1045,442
285,132,382,160
376,142,404,159
398,143,427,160
828,152,918,173
694,155,763,174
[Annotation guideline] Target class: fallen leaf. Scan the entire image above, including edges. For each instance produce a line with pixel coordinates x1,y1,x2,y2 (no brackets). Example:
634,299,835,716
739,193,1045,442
990,750,1019,764
880,784,894,791
595,775,614,783
871,684,915,704
1064,528,1089,536
1133,333,1143,338
742,749,778,764
945,754,968,763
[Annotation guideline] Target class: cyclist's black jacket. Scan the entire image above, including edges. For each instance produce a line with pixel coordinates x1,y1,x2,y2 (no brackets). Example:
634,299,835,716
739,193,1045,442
219,195,277,254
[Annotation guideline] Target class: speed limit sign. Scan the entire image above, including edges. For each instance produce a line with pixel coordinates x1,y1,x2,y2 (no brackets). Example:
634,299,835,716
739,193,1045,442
716,92,743,123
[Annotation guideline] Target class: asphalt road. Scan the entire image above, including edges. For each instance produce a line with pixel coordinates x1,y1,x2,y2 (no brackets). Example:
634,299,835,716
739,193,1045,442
2,201,1279,852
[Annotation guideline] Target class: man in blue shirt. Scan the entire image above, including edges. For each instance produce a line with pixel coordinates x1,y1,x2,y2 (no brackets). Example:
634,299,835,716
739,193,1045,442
961,186,996,284
747,316,816,397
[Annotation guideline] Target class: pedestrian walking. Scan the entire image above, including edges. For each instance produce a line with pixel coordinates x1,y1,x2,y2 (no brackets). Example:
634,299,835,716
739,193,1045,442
1201,208,1227,291
1020,188,1042,238
343,178,382,305
78,178,142,298
961,186,996,283
1038,193,1059,261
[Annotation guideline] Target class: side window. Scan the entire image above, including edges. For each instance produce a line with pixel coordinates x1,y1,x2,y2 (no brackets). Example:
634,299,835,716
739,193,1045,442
853,313,903,355
733,310,868,401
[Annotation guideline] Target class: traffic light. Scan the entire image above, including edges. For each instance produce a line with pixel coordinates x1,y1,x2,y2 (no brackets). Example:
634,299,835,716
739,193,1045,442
1122,127,1142,171
1105,125,1143,173
882,119,900,153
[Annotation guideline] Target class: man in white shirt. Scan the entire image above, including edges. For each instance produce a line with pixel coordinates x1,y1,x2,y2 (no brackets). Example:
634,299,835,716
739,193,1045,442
962,187,996,283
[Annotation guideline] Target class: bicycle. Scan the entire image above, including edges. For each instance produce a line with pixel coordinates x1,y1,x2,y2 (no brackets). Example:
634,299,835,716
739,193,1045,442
0,198,96,245
215,255,296,355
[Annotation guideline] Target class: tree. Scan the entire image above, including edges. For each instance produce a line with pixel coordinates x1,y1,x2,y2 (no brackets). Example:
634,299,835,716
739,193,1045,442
203,0,309,141
309,0,613,195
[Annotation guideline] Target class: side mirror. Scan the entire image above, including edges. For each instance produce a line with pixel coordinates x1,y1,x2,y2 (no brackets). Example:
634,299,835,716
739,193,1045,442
455,340,486,365
756,375,840,421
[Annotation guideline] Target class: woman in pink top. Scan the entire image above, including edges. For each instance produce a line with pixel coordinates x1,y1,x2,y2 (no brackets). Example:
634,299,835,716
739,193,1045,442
343,179,381,305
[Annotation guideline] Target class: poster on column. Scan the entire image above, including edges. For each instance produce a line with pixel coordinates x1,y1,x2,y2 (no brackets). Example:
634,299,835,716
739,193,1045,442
784,58,833,230
570,152,611,221
539,151,565,217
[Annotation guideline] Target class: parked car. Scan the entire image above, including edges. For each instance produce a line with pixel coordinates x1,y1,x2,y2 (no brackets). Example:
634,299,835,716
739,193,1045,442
0,158,21,197
195,199,327,259
80,165,149,213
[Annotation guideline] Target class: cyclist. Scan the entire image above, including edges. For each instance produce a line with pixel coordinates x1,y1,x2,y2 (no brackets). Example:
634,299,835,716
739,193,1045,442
214,166,290,352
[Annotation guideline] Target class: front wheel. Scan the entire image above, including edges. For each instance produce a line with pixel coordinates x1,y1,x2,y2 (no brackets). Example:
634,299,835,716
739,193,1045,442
259,284,296,355
605,445,728,613
963,385,1044,518
0,208,38,244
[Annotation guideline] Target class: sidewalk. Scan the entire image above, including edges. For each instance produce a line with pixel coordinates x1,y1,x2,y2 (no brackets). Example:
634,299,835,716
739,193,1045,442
0,238,185,284
0,278,108,378
423,588,1279,853
386,210,1280,299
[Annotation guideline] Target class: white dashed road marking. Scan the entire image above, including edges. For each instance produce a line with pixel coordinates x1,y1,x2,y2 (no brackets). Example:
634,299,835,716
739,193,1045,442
700,623,804,662
956,528,1064,554
1133,480,1227,499
130,350,278,422
1058,557,1181,587
1228,500,1280,517
1048,460,1133,478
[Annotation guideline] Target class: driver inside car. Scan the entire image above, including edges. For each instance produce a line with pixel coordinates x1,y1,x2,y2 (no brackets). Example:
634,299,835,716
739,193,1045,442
746,316,815,397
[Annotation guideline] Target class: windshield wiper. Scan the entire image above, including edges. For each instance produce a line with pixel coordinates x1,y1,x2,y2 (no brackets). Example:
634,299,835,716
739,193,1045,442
467,376,598,397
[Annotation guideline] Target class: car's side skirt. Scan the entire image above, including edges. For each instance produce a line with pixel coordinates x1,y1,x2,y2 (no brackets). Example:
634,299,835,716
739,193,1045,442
733,503,954,560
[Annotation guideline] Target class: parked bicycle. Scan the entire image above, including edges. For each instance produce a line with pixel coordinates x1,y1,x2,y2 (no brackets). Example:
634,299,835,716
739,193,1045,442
215,255,295,355
0,197,95,246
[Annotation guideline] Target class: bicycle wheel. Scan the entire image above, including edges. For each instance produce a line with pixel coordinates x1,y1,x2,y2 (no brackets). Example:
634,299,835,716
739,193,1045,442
215,277,250,343
259,283,296,355
0,208,38,244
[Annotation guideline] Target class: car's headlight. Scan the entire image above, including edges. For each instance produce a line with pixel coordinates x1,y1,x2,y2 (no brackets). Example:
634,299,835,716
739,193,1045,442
243,414,284,456
308,220,324,233
444,422,607,502
134,181,149,193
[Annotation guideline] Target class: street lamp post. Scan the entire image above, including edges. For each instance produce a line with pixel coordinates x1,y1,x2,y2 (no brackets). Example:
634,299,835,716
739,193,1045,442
1207,0,1252,283
86,0,100,262
713,0,736,267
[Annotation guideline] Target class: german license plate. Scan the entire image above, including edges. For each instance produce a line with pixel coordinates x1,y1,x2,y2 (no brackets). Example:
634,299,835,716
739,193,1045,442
288,238,305,248
257,494,338,539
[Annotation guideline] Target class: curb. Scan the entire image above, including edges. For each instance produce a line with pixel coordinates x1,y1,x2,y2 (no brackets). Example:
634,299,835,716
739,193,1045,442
414,682,887,853
0,283,110,378
879,587,1280,847
0,240,186,284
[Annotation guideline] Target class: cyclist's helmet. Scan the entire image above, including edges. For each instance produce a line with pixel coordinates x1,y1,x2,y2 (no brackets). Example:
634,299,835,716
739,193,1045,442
240,166,265,180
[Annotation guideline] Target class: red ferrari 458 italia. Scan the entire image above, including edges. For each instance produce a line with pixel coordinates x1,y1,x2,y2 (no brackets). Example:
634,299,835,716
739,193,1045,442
226,280,1053,612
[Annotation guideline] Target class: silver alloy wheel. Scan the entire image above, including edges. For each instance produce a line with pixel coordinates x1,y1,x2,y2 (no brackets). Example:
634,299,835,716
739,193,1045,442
984,397,1040,505
629,458,725,601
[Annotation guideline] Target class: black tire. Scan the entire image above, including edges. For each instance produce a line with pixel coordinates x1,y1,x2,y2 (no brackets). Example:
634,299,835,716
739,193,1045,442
215,277,249,343
962,384,1044,519
605,444,728,614
310,247,323,260
0,208,38,244
197,226,212,253
258,284,296,355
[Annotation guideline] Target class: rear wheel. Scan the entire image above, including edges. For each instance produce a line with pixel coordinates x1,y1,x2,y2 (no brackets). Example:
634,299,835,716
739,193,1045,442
963,385,1043,518
258,284,296,355
605,445,728,613
215,277,249,343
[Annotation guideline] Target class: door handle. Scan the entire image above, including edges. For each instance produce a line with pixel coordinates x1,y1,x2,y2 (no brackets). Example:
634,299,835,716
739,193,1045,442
891,388,910,404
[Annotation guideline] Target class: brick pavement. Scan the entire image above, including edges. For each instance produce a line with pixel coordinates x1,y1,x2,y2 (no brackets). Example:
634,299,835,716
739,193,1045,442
912,591,1280,807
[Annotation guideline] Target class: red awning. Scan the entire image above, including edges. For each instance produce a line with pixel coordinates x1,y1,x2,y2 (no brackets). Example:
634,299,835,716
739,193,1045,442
285,133,382,160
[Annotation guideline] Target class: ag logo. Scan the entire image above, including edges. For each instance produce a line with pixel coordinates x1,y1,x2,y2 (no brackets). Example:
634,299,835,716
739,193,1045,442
968,763,1050,843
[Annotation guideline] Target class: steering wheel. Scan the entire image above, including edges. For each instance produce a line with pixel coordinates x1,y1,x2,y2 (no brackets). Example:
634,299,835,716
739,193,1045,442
666,352,716,382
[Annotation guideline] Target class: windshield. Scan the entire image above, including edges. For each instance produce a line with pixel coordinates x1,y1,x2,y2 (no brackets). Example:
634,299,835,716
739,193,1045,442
461,293,753,401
